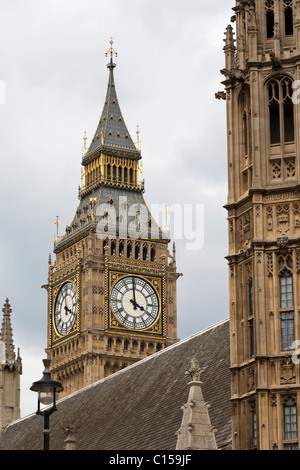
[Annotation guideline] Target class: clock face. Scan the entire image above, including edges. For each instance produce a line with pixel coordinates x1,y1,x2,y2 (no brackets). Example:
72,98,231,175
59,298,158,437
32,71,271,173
54,282,77,336
110,276,160,330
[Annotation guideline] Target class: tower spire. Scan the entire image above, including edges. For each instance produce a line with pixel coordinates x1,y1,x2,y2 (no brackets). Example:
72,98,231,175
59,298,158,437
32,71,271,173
84,38,140,159
176,358,217,450
0,299,22,430
0,299,15,363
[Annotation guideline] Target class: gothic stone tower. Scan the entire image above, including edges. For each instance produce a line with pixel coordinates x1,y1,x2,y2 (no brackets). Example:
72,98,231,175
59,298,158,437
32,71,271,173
45,41,180,399
219,0,300,450
0,299,22,430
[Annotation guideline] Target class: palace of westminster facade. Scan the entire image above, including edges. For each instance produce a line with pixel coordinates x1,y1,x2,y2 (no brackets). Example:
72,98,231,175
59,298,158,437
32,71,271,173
2,0,300,451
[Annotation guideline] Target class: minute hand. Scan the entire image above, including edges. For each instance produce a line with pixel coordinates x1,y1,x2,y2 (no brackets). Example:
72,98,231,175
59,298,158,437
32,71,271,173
132,277,137,309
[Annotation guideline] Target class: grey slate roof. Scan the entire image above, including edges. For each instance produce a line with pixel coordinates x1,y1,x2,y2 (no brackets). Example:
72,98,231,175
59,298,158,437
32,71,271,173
84,61,140,160
0,319,231,450
54,186,163,252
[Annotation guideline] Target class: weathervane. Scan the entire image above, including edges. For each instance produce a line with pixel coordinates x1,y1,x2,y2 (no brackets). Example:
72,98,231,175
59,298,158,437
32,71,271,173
106,37,117,65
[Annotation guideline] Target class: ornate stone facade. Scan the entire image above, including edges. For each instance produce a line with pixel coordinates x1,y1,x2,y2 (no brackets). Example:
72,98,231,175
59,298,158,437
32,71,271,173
220,0,300,450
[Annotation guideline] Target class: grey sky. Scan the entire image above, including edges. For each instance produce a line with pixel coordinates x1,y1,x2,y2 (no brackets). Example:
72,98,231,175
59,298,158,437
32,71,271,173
0,0,232,417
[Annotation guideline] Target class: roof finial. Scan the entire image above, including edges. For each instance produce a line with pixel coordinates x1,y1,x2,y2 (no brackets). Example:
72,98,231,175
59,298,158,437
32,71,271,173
54,215,61,240
106,37,117,68
83,130,87,151
136,124,141,150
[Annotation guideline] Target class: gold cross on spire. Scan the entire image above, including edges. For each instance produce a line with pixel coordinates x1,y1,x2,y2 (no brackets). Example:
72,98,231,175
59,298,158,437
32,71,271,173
105,37,117,63
54,215,61,239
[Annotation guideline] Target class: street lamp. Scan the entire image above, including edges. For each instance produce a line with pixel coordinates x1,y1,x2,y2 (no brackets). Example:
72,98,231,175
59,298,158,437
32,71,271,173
30,358,63,450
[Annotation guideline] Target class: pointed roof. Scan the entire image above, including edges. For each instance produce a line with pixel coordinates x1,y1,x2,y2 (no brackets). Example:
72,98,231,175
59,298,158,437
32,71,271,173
83,39,140,162
175,357,218,450
0,299,15,364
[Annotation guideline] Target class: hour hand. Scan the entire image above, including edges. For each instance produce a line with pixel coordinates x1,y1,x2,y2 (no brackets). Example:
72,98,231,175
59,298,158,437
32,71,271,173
64,304,71,314
130,299,144,311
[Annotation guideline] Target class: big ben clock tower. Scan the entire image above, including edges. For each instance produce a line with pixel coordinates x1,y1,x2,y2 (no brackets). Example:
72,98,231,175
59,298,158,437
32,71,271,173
45,40,180,399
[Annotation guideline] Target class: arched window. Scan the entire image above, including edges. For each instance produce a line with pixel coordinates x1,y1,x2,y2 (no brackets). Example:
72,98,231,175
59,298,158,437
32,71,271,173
251,404,257,447
135,243,140,259
248,279,254,358
284,0,293,36
268,77,294,145
265,0,275,38
239,87,252,193
279,256,295,351
118,166,122,182
119,241,124,256
127,242,132,258
111,240,116,255
284,397,298,449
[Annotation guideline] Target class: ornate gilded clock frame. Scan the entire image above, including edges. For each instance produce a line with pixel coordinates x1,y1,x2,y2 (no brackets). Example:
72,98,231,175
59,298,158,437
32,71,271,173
48,259,81,347
104,249,167,339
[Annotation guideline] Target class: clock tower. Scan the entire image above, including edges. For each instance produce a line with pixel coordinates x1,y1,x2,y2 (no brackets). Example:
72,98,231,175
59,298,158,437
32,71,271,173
45,40,180,399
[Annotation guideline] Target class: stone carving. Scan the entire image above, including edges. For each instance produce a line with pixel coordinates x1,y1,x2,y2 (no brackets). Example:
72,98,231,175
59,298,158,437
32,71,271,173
247,367,255,392
280,356,296,384
276,236,289,249
185,357,204,382
276,204,290,234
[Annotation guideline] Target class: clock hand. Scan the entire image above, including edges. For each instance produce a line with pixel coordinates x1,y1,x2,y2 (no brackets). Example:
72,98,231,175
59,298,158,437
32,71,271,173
64,304,72,314
129,299,144,311
132,277,137,309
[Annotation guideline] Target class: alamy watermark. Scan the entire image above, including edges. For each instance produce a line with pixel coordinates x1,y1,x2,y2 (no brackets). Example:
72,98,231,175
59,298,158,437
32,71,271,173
95,196,204,251
292,341,300,365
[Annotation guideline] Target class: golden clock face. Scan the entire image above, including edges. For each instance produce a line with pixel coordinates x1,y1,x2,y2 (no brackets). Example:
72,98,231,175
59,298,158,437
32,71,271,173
54,282,77,336
110,276,159,330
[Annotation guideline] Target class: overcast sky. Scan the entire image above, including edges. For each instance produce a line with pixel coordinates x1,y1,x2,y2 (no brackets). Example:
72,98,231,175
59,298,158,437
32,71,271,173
0,0,233,417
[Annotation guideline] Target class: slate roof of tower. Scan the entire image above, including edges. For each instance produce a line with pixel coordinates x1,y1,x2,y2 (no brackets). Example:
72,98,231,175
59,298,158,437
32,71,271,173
83,60,140,161
0,319,231,450
54,186,164,253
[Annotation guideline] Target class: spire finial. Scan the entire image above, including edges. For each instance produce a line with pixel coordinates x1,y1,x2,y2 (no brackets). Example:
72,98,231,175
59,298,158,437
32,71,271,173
106,37,117,68
136,124,141,150
185,357,204,382
54,215,61,240
0,298,16,363
83,130,87,151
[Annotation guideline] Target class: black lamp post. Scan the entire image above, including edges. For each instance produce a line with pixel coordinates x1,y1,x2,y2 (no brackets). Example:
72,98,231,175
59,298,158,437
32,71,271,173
30,358,63,450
